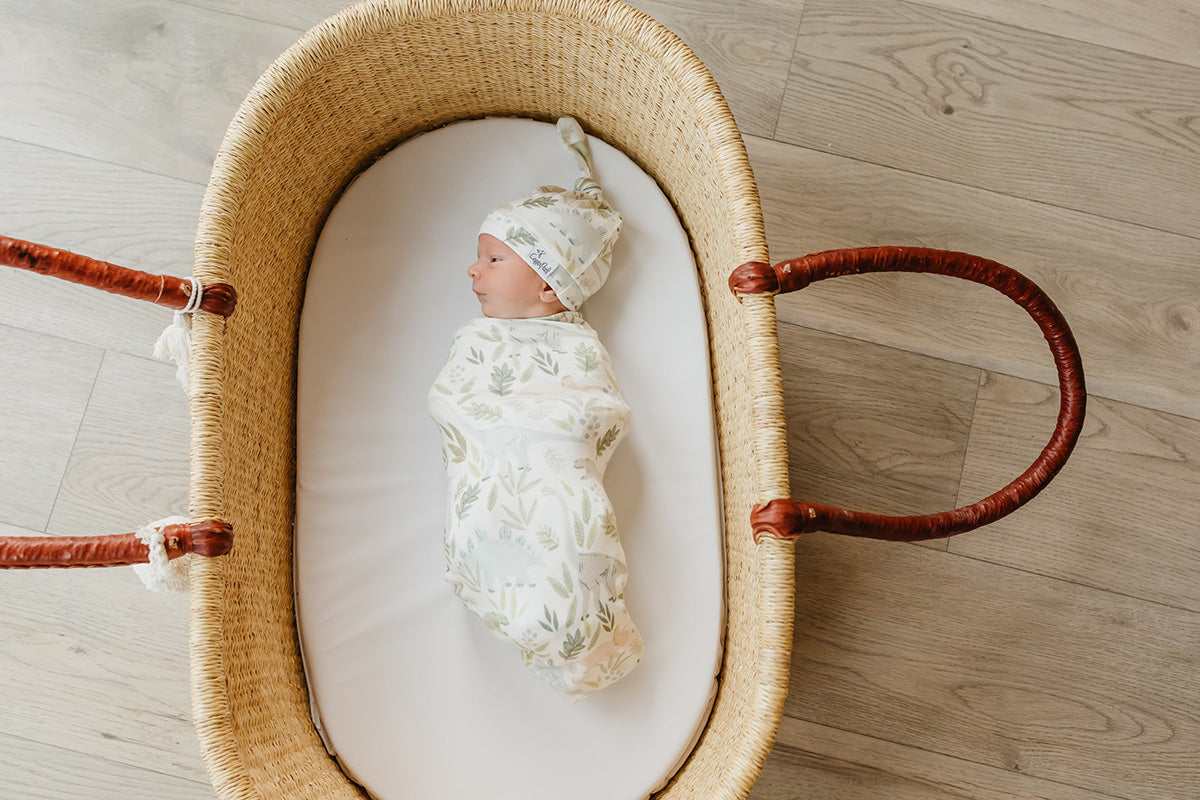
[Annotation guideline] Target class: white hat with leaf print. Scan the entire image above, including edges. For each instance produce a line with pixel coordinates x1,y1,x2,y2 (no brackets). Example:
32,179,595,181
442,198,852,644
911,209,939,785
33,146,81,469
479,118,623,311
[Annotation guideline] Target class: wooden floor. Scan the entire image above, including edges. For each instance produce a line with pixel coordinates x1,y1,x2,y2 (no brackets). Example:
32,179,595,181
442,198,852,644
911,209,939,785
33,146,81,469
1,1,1197,798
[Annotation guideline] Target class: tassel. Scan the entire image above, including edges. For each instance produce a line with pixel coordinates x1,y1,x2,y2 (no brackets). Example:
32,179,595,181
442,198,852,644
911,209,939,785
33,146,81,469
154,312,192,393
132,515,191,593
153,276,203,394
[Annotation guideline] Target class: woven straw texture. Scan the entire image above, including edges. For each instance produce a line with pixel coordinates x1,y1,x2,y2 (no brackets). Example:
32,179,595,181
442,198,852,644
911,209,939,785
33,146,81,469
188,1,792,797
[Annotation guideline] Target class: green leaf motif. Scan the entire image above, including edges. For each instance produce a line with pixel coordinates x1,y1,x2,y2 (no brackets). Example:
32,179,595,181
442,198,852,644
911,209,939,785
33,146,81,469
506,227,538,248
532,349,559,376
536,525,559,551
465,402,502,422
432,383,452,395
595,426,620,456
490,363,515,396
467,347,485,365
520,195,558,208
539,605,560,633
581,491,592,523
574,343,599,374
559,629,586,661
454,482,481,519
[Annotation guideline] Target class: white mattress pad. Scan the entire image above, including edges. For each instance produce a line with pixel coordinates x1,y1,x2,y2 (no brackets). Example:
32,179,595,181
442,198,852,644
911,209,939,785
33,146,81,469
295,117,725,800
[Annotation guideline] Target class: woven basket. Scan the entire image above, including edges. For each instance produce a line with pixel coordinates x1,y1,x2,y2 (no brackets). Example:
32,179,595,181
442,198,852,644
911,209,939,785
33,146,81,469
187,2,782,797
0,0,1085,797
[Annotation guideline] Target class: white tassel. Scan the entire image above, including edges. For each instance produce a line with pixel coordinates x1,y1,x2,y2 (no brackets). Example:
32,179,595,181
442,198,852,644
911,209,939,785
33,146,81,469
154,312,192,393
153,277,202,394
132,515,192,593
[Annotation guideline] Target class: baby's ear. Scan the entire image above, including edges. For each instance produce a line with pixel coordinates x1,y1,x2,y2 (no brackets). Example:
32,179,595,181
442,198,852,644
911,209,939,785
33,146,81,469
539,282,559,302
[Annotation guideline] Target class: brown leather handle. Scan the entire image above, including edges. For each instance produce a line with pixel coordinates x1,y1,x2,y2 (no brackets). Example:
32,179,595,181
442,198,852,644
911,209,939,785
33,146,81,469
0,235,236,317
730,246,1086,542
0,521,233,569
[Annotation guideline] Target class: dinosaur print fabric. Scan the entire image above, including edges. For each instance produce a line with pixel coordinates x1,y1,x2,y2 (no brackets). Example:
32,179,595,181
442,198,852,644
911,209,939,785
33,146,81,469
427,311,642,699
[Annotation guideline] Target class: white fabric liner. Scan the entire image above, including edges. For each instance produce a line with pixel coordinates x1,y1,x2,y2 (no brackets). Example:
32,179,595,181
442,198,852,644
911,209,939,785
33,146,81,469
295,118,725,800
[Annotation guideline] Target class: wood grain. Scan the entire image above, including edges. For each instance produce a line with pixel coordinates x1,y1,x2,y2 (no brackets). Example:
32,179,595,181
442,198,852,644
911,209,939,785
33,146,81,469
47,352,190,538
951,371,1200,612
0,734,213,800
752,717,1121,800
778,322,980,550
0,566,206,785
786,535,1200,799
775,0,1200,238
0,324,102,531
633,0,805,138
0,0,299,184
915,0,1200,69
748,135,1200,421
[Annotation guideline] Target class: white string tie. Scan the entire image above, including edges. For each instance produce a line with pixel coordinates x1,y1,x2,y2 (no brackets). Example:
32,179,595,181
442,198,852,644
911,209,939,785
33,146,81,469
132,515,191,593
153,277,203,394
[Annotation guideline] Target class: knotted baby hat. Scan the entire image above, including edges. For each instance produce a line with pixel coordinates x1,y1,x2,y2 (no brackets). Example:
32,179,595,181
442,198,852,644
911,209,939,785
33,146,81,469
479,118,623,310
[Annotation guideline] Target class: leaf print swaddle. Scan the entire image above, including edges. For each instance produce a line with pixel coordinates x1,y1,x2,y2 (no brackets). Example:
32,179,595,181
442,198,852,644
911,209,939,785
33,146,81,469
428,312,642,700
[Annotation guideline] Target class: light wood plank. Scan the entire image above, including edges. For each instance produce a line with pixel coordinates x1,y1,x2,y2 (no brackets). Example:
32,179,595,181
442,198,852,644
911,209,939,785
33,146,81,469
775,0,1200,238
747,135,1200,421
632,0,804,138
0,325,102,531
0,565,206,784
912,0,1200,70
47,352,190,538
779,322,981,550
950,371,1200,612
0,137,205,359
0,521,44,538
786,536,1200,799
0,734,213,800
0,0,301,184
752,717,1121,799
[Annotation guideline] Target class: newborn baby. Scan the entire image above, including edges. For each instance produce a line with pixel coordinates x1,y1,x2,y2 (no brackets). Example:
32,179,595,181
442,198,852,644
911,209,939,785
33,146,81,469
427,118,643,700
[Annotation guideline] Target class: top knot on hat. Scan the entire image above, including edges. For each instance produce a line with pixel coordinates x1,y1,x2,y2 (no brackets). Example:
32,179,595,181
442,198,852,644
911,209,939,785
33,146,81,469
479,118,623,310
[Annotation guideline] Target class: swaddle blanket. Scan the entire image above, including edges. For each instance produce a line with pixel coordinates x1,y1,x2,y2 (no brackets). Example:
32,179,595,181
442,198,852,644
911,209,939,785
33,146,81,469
428,311,643,700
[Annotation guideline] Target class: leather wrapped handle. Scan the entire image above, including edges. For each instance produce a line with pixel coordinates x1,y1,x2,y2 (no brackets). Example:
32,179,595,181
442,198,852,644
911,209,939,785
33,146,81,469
0,235,236,317
0,521,233,569
730,246,1086,542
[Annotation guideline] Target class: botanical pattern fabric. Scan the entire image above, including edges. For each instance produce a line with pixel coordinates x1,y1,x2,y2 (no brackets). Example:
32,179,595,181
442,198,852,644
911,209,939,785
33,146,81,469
427,312,642,700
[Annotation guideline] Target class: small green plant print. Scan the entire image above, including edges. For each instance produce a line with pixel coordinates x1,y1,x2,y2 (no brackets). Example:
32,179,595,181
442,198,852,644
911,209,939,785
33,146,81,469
559,629,586,661
532,348,559,376
506,227,538,248
464,402,502,422
574,343,598,374
536,525,559,551
520,195,557,208
467,347,485,365
455,482,481,519
595,426,620,456
539,605,560,633
490,363,515,396
547,563,574,599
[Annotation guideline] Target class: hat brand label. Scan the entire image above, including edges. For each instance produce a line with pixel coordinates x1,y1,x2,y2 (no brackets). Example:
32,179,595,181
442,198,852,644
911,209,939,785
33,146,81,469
527,247,554,278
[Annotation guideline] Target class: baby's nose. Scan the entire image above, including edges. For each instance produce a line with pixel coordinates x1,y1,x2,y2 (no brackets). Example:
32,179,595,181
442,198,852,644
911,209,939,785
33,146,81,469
466,262,478,278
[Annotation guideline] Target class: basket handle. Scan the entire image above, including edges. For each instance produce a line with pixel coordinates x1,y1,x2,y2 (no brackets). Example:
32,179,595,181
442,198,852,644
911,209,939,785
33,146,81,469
729,246,1086,542
0,234,236,567
0,521,233,568
0,235,236,317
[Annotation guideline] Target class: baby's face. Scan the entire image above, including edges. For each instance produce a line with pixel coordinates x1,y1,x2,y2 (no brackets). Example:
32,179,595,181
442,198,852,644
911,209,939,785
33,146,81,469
468,234,565,319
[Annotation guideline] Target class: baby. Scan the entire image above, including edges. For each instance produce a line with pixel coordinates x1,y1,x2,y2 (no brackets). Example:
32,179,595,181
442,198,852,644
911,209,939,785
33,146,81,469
427,118,643,700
